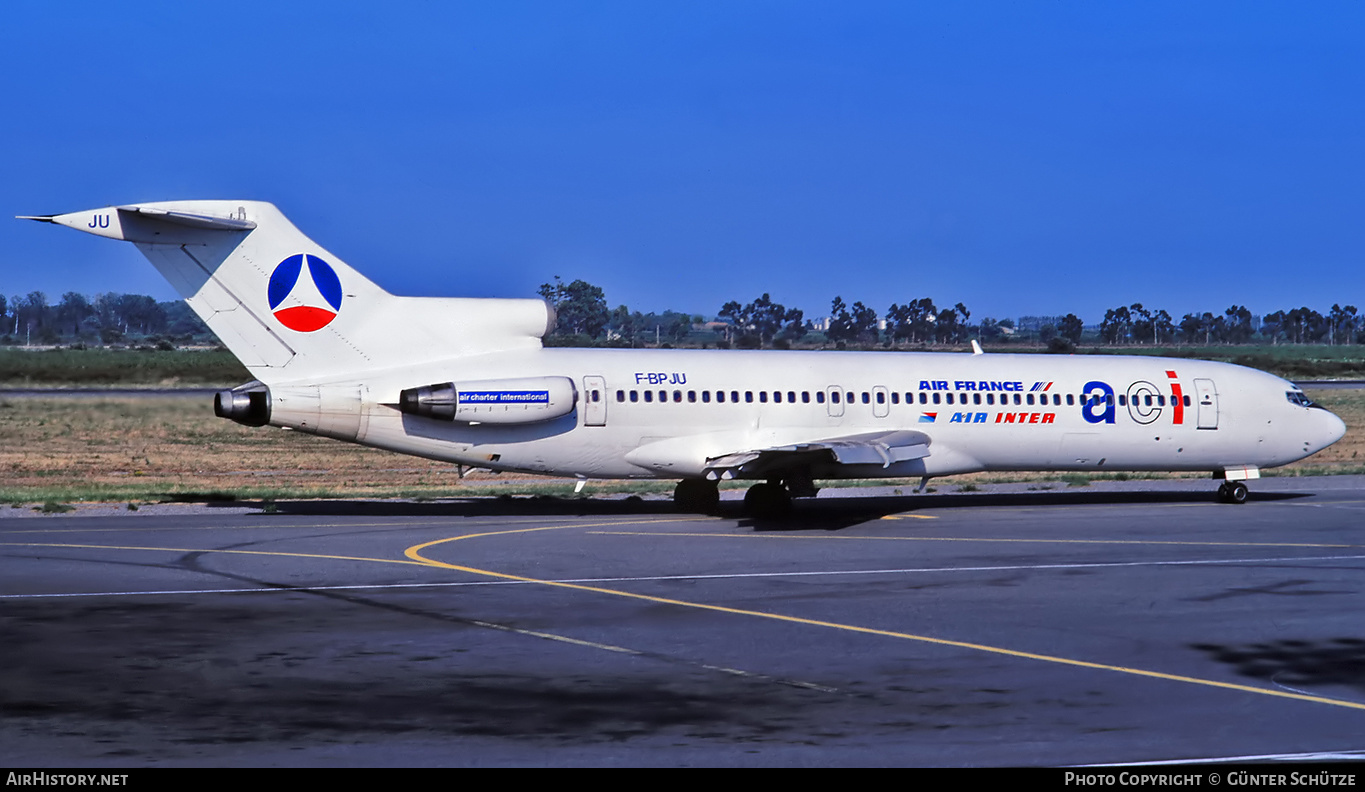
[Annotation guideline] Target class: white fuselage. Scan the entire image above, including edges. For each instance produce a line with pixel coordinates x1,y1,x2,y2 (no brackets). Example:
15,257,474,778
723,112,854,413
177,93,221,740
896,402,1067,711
276,347,1347,482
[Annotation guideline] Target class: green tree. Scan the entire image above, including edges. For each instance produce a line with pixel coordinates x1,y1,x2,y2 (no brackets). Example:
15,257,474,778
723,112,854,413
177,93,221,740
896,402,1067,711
538,276,610,339
15,291,49,342
776,307,807,347
719,293,801,348
934,307,958,344
886,298,936,344
953,302,972,343
1129,303,1154,344
827,296,853,345
1328,304,1358,345
848,301,880,345
1099,306,1132,344
608,304,641,346
637,310,695,346
1058,313,1084,345
1224,305,1254,344
1180,312,1219,345
56,292,95,337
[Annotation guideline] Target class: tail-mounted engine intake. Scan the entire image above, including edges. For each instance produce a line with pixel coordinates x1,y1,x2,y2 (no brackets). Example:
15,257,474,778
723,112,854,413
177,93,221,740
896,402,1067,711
214,381,271,427
399,376,577,425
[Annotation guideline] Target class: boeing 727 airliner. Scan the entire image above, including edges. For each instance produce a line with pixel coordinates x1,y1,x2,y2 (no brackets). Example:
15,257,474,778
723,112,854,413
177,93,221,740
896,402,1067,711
21,201,1347,515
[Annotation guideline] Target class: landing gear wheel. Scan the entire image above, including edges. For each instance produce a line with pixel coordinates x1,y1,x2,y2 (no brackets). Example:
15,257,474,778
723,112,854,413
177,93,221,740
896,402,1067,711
1216,481,1249,504
674,479,720,513
743,482,792,519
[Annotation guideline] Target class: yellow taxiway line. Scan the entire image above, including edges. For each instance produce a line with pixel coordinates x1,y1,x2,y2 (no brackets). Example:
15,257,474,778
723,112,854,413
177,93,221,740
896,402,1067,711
6,515,1364,714
404,525,1365,714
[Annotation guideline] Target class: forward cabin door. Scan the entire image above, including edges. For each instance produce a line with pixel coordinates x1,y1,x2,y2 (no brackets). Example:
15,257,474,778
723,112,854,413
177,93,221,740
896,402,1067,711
583,376,607,427
1194,378,1218,430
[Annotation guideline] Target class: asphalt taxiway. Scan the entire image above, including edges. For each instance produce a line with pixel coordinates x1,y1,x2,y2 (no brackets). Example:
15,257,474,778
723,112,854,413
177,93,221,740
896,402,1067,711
3,477,1365,766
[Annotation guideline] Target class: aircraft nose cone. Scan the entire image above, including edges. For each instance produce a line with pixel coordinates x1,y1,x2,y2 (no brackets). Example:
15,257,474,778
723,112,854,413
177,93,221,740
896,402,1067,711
1323,409,1347,448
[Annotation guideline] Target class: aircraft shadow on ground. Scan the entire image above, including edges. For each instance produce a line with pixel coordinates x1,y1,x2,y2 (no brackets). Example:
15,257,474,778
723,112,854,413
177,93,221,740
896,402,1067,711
1192,638,1365,694
204,487,1312,531
742,489,1310,532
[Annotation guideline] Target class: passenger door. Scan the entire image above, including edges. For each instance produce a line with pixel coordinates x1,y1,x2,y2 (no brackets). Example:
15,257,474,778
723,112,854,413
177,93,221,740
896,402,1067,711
583,376,607,427
1194,378,1218,430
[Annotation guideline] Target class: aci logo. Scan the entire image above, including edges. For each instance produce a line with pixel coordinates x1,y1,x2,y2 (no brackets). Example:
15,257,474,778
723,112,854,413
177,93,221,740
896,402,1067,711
268,254,342,332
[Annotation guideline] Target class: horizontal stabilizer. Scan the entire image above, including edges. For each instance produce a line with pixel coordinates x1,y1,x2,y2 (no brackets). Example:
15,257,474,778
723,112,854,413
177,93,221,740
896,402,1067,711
18,205,256,243
117,206,258,231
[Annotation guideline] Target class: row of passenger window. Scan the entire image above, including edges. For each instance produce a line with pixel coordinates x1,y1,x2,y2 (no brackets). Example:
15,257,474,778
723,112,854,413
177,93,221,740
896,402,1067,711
614,389,1193,408
617,389,812,404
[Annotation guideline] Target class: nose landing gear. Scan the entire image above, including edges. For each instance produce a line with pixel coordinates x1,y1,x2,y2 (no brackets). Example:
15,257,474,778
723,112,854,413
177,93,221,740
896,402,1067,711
1216,481,1249,504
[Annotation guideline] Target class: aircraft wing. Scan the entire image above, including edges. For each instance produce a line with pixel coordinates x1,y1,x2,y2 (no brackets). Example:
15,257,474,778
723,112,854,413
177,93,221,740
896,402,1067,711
702,429,931,480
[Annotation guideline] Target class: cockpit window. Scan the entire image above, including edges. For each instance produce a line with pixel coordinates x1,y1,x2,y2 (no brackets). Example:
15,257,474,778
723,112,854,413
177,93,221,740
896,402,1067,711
1286,390,1314,407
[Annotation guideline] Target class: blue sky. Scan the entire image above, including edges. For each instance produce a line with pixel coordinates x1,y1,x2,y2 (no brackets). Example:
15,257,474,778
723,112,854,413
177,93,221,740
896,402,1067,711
4,2,1364,325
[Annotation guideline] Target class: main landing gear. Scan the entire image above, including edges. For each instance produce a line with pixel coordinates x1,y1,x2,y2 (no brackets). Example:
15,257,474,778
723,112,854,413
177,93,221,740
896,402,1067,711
673,479,720,513
672,474,809,519
1216,481,1249,504
742,481,792,519
741,469,819,519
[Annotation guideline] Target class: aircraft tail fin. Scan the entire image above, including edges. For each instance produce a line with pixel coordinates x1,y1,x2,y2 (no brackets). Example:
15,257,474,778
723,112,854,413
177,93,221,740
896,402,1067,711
21,201,554,383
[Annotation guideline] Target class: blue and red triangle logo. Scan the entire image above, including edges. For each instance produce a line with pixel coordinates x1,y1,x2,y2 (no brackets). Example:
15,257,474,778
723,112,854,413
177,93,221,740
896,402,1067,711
268,254,342,332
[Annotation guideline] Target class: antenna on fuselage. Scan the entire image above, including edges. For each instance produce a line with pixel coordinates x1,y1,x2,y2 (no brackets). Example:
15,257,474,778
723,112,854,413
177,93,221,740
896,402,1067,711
971,339,984,355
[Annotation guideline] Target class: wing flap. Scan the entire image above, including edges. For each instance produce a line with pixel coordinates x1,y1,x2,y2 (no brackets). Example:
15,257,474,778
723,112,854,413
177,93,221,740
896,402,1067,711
703,429,931,479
